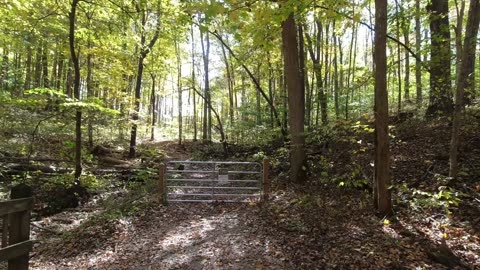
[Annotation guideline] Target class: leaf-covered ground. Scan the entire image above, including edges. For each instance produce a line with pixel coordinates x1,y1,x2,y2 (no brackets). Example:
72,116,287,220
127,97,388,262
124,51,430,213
24,115,480,269
30,186,479,270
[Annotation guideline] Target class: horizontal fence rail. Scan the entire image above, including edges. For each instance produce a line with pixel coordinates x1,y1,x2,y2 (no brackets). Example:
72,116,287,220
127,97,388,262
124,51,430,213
0,197,33,270
158,159,270,204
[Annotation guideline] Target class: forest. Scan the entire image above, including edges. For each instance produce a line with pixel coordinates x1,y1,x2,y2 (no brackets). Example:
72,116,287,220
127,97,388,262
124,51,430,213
0,0,479,269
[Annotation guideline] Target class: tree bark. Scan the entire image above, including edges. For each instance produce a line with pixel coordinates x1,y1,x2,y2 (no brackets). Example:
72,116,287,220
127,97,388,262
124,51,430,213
191,25,197,141
175,39,183,145
282,13,306,183
415,0,423,106
200,28,211,142
150,73,156,141
69,0,82,180
374,0,392,215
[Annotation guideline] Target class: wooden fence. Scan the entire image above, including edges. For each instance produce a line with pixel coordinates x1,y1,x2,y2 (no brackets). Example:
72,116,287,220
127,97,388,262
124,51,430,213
0,197,33,270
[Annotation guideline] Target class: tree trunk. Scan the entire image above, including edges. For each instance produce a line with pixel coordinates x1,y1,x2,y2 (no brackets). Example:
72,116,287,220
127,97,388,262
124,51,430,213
175,39,182,145
34,42,42,88
374,0,392,215
455,0,466,89
150,73,156,141
69,0,82,180
282,13,306,183
191,25,197,141
128,4,161,158
42,40,49,88
24,35,32,92
396,1,402,112
415,0,423,106
220,38,235,127
256,64,262,125
86,40,94,149
200,29,211,142
449,0,480,178
333,25,340,119
426,0,453,117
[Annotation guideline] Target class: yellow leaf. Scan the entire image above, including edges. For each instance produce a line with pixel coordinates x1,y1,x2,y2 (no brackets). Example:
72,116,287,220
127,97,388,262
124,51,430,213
383,219,390,225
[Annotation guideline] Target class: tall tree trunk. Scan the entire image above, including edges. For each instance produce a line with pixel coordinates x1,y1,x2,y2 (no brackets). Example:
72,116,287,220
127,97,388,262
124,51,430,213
374,0,392,215
42,40,49,88
86,40,94,149
150,73,156,141
396,2,402,112
128,4,161,158
69,0,82,180
333,26,340,119
268,52,275,128
346,22,357,119
304,19,328,125
51,42,58,89
56,51,64,90
191,25,197,141
282,13,306,183
426,0,453,117
220,38,235,127
455,0,466,89
200,29,211,142
256,64,262,125
34,42,42,88
415,0,423,106
24,35,33,92
449,0,480,178
175,39,183,145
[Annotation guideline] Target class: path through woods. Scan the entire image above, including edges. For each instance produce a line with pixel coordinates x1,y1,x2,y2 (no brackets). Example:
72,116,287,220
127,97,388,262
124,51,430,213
32,203,289,269
28,140,479,269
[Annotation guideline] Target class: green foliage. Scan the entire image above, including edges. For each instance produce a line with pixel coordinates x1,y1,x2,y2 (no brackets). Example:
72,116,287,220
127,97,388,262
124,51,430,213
398,183,463,215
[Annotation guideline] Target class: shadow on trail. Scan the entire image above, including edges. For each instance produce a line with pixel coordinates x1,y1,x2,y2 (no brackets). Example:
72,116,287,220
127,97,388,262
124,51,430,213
86,203,289,270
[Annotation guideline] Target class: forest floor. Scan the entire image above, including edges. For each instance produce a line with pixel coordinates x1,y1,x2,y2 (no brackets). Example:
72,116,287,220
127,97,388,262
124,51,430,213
1,115,479,269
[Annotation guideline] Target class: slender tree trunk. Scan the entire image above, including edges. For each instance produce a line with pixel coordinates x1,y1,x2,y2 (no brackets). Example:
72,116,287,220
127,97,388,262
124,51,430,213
24,35,33,92
175,39,183,145
256,64,262,125
268,52,275,128
86,40,94,149
396,2,402,112
42,40,49,88
455,0,466,88
200,29,211,142
56,52,64,91
150,73,156,141
220,38,235,126
69,0,82,180
415,0,423,106
450,0,480,178
282,13,306,183
191,25,197,141
374,0,392,215
51,42,58,89
346,23,357,119
333,26,340,119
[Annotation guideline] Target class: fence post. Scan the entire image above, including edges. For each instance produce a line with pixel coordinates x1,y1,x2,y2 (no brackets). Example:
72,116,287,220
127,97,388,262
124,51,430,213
8,210,30,270
262,158,270,201
159,164,167,205
2,215,7,248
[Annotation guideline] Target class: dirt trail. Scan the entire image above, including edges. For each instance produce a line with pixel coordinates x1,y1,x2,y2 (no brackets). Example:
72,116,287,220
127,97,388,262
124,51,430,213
31,203,290,270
